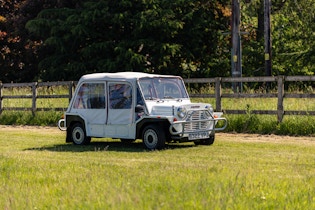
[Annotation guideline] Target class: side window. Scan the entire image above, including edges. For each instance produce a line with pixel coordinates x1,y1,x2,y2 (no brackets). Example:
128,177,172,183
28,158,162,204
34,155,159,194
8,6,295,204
109,83,132,109
73,83,105,109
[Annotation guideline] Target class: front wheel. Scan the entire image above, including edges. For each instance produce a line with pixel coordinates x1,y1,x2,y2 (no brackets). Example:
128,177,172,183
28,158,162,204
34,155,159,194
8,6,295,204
70,123,91,145
142,125,166,150
194,135,215,146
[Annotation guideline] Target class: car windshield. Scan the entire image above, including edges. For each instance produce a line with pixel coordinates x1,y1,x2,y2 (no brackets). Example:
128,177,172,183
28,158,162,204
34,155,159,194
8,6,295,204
138,77,189,100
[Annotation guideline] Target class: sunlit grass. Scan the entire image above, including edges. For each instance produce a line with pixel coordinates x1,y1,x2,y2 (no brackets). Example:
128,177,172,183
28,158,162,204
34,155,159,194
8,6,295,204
2,85,70,109
0,127,314,209
284,98,315,111
193,97,315,112
221,98,277,110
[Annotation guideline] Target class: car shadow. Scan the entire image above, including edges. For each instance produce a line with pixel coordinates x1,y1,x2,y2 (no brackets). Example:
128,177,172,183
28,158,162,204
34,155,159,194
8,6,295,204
25,140,196,153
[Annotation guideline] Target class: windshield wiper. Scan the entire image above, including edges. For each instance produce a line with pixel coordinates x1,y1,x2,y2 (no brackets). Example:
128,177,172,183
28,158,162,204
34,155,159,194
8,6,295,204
163,96,175,99
164,96,182,102
145,97,158,100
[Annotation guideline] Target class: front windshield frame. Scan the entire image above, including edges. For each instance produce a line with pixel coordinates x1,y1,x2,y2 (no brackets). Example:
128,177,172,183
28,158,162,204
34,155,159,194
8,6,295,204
138,77,189,100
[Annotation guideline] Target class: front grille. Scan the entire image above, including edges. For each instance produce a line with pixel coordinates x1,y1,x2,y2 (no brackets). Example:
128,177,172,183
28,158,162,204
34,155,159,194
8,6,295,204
184,110,211,131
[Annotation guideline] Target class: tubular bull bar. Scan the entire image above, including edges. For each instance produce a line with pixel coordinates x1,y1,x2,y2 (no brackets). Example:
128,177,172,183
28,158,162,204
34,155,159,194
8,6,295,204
169,113,227,137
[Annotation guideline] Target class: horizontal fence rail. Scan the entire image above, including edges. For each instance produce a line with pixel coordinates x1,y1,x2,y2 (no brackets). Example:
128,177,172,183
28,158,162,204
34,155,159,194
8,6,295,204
0,75,314,122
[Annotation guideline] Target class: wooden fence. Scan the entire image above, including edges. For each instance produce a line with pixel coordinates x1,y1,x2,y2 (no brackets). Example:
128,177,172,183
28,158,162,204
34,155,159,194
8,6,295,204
0,75,314,122
0,81,75,113
185,75,315,122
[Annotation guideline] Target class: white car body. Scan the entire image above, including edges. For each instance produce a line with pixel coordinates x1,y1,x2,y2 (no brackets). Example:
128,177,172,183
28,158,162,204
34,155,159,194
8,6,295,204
58,72,227,149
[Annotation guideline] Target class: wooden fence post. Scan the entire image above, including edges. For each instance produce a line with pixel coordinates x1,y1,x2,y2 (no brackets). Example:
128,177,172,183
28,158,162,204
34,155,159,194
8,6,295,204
0,83,2,115
32,82,38,115
68,81,74,102
277,76,284,122
215,77,222,112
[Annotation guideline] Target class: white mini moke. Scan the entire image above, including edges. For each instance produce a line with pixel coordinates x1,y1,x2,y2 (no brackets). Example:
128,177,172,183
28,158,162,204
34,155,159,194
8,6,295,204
58,72,227,149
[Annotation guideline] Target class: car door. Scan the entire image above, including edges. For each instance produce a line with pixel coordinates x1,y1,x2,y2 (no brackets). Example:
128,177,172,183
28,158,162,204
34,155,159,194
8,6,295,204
106,82,134,138
72,82,107,137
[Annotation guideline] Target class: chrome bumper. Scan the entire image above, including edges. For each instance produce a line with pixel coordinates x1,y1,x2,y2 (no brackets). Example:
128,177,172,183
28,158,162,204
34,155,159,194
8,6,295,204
58,119,67,131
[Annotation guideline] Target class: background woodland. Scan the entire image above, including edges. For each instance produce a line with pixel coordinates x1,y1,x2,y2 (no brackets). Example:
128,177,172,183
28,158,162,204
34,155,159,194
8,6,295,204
0,0,314,82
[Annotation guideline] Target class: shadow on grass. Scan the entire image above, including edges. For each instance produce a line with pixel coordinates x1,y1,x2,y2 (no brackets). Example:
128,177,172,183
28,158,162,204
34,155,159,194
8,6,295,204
25,140,196,153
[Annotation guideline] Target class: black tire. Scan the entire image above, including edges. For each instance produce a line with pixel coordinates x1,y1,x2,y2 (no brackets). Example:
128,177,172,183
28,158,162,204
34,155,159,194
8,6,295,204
142,125,166,150
202,135,215,145
194,135,215,146
70,123,91,145
120,139,135,144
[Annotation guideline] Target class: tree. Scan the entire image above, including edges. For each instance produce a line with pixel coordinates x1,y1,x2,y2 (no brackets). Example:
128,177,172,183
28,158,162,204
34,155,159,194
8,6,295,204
271,0,315,75
26,0,231,81
0,0,83,82
240,0,315,77
0,0,26,82
2,0,315,82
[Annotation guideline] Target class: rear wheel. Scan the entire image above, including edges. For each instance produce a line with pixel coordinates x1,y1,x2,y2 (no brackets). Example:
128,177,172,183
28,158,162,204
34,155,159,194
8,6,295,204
70,123,91,145
142,125,166,150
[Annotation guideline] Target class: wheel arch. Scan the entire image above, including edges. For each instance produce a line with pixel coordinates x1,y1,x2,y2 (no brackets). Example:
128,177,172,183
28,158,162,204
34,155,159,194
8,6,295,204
65,115,87,143
136,118,171,140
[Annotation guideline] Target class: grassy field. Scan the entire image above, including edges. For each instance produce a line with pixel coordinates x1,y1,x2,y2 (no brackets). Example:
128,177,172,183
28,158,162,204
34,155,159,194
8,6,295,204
0,126,314,209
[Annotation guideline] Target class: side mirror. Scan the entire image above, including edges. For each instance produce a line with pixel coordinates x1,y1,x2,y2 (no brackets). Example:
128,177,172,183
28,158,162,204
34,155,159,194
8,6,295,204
135,105,144,113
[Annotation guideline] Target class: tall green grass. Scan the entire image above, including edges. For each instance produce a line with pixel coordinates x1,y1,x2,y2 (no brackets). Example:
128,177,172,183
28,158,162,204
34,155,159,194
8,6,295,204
0,111,63,126
0,128,314,209
225,114,315,136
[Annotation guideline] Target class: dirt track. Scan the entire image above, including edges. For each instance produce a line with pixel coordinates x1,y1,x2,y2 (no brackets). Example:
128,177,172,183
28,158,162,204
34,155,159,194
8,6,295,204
1,125,314,145
217,132,315,145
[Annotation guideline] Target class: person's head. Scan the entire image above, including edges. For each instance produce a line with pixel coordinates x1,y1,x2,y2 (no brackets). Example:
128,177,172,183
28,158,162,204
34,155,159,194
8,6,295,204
115,84,123,90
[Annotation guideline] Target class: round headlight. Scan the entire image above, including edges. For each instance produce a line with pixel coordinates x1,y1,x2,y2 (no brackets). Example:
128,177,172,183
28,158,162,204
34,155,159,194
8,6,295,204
177,106,187,119
206,105,214,113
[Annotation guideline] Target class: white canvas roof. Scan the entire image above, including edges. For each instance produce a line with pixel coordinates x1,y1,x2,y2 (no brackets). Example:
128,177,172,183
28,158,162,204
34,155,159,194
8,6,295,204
79,72,180,82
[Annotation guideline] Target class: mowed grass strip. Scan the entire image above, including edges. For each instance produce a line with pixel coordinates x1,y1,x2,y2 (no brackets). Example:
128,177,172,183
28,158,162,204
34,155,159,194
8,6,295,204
0,126,315,209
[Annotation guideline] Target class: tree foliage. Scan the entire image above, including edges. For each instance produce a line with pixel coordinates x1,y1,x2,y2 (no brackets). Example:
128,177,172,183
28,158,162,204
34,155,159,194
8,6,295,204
241,0,315,76
271,0,315,75
0,0,27,82
0,0,315,82
26,0,231,81
0,0,83,82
